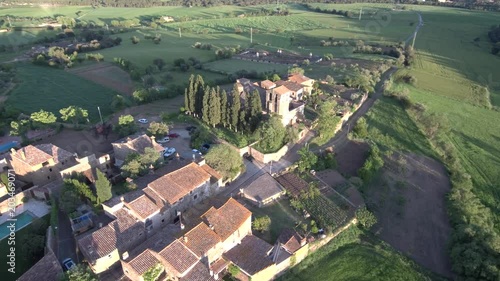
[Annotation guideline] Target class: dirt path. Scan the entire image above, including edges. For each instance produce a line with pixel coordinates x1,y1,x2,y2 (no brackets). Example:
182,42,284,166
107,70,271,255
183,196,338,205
368,153,453,278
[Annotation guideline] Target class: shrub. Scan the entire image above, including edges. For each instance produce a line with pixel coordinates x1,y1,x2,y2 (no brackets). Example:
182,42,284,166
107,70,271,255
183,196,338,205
252,215,271,232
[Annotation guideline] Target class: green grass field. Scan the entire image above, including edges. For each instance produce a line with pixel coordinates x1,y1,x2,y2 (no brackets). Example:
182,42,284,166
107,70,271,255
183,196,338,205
400,83,500,212
279,226,440,281
7,64,117,120
246,198,307,244
204,59,288,74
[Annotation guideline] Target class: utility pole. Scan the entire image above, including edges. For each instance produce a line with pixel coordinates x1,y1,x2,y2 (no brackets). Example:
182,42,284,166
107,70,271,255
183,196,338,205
179,27,182,38
250,27,253,44
97,106,103,125
359,8,363,21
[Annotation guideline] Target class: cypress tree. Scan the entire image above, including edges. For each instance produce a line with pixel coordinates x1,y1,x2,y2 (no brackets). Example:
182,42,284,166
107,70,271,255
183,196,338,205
202,86,210,125
184,88,189,113
230,85,241,132
208,87,221,127
220,89,228,127
187,74,196,114
194,75,205,116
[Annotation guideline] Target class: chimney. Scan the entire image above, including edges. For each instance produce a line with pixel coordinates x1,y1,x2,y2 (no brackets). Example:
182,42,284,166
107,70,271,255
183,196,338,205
10,148,16,155
122,251,129,260
300,237,307,247
150,135,156,145
120,196,125,202
208,224,214,230
183,235,188,243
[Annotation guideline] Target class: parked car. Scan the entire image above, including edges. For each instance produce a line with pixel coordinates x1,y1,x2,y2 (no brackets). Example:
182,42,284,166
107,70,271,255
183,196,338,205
62,258,76,271
243,152,254,162
137,118,148,124
163,147,176,157
186,126,196,131
192,149,202,155
201,143,210,152
167,133,180,138
156,136,170,144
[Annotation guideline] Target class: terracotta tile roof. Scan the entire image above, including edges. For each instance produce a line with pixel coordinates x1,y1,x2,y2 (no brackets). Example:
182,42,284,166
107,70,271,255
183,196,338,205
275,173,309,197
241,173,285,203
127,249,162,276
273,85,291,96
182,222,221,257
210,258,229,275
201,198,251,240
275,80,304,92
11,145,52,166
78,209,144,263
288,74,313,84
158,240,199,276
78,225,118,262
224,235,274,276
180,261,216,281
201,164,222,180
277,228,305,254
36,143,74,163
148,162,211,205
17,249,63,281
126,194,160,220
258,80,276,90
113,134,164,154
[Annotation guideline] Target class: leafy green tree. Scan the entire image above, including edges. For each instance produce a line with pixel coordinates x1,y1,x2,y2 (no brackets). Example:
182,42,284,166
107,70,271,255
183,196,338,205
121,158,143,178
316,101,341,142
271,73,281,82
95,169,112,204
59,183,81,214
153,58,166,70
205,144,244,180
297,147,318,173
111,95,127,111
255,116,286,152
230,85,241,132
115,114,137,137
358,144,384,182
131,36,140,44
133,89,150,104
30,110,57,128
353,117,369,139
288,67,304,75
62,264,98,281
59,106,88,127
147,121,169,137
142,263,164,281
356,207,377,229
252,215,271,232
208,87,221,127
10,120,29,136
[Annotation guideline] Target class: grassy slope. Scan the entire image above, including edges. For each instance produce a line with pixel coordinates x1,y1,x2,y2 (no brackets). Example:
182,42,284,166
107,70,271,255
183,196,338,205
401,83,500,211
7,64,117,120
364,97,435,157
279,226,440,281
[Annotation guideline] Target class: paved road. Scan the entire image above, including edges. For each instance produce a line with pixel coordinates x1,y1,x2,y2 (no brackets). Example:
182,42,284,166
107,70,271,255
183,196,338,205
56,210,78,265
405,12,424,45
